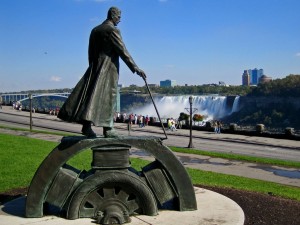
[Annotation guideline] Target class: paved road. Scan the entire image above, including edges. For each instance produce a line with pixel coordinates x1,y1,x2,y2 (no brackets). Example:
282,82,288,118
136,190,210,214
0,107,299,161
0,106,300,187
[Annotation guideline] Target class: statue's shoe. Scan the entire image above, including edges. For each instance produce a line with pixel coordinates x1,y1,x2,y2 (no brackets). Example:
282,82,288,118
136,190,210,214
103,127,118,138
82,126,97,138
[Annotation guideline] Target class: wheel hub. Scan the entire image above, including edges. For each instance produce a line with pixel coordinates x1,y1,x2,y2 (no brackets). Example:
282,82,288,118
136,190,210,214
95,202,131,225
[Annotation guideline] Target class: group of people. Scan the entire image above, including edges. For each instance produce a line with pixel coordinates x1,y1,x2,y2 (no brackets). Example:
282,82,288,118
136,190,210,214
128,114,150,128
12,101,22,111
49,108,59,116
114,112,150,128
213,120,222,134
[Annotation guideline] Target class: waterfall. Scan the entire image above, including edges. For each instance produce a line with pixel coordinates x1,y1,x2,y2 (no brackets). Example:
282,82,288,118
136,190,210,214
127,95,239,120
231,96,240,113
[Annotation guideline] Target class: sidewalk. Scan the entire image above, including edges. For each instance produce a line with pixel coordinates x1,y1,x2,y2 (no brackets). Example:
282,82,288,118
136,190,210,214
117,123,300,150
113,120,300,150
2,105,300,150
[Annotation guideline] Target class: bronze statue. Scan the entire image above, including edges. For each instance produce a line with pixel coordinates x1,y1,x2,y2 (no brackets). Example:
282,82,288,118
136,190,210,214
57,7,146,138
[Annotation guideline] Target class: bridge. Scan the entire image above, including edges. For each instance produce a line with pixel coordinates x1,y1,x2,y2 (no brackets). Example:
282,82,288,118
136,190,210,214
0,93,70,105
1,88,121,112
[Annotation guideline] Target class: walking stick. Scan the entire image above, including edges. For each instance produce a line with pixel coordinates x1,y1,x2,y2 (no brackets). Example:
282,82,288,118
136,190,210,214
143,77,168,140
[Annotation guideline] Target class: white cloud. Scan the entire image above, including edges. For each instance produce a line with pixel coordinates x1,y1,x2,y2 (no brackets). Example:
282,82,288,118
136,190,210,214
50,76,62,82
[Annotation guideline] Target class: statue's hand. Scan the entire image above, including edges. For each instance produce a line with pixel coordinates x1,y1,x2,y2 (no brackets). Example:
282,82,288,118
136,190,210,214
135,68,147,80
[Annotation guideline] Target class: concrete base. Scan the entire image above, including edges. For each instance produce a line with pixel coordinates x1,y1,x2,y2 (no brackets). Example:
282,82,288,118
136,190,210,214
0,187,244,225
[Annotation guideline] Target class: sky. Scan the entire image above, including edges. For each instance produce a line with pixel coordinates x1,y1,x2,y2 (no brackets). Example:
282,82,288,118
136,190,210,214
0,0,300,93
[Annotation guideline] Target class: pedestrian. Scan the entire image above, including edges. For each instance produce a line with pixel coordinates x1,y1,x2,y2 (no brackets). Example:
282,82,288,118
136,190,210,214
122,113,127,123
142,116,146,127
213,120,218,133
57,7,146,138
217,120,222,134
134,114,138,125
139,115,143,127
170,118,177,131
130,114,134,125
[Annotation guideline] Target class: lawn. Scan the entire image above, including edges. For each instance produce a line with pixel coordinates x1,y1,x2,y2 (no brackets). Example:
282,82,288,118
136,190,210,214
0,132,299,201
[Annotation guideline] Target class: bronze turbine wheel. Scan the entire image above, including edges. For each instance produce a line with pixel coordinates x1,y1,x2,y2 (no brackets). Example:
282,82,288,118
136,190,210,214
67,170,158,224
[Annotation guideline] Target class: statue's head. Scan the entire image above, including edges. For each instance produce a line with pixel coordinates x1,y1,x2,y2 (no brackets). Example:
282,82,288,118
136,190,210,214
107,7,121,26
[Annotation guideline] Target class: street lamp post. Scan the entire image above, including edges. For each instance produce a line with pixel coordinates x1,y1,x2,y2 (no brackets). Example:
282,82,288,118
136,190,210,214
184,96,197,149
188,96,194,148
29,94,33,131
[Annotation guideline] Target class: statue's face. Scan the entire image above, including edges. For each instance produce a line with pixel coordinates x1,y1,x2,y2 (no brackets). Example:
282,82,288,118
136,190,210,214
112,13,121,26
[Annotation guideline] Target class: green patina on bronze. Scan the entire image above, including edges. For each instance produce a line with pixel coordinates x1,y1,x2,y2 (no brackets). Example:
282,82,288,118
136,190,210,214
26,135,197,224
57,7,146,137
26,7,196,224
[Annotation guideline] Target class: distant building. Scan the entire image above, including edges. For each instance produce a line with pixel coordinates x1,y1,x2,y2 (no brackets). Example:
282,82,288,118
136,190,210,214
259,75,272,84
160,79,176,87
218,81,227,86
128,90,141,94
247,68,264,85
242,70,250,86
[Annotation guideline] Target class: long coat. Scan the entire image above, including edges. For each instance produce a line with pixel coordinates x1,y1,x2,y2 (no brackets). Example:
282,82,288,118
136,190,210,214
57,20,138,127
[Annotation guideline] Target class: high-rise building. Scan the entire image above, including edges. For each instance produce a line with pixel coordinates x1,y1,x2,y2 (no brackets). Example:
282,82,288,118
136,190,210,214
247,68,264,85
242,70,250,86
160,79,176,87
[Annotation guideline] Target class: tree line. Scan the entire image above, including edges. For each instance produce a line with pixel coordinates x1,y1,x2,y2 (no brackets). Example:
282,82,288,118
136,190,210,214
121,74,300,97
223,74,300,129
248,74,300,97
2,74,299,98
121,84,253,96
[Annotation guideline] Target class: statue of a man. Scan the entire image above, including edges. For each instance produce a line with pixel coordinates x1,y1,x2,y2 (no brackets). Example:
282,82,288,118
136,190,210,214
58,7,146,138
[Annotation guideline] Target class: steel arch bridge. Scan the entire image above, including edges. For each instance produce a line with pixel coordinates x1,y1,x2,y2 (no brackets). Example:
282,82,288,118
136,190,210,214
1,93,70,104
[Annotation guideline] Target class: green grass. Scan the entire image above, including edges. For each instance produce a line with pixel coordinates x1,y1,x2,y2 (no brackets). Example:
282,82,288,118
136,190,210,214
0,133,58,192
2,125,299,168
187,168,300,201
170,146,300,168
0,132,299,202
0,125,78,137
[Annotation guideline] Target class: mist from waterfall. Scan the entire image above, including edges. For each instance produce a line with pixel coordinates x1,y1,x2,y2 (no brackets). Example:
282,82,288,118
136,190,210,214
127,95,239,121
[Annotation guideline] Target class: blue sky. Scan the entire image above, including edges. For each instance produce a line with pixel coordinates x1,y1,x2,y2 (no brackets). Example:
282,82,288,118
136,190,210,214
1,0,300,92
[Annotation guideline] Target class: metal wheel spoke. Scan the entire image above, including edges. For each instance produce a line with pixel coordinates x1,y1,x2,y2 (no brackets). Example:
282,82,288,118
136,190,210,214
84,191,103,207
117,190,129,202
103,187,115,198
126,200,139,212
70,172,157,219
